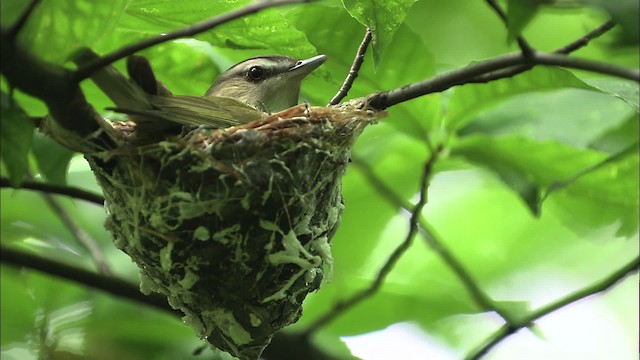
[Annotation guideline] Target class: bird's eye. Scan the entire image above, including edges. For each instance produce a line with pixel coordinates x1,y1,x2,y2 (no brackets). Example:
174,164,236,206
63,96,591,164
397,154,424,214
247,66,265,81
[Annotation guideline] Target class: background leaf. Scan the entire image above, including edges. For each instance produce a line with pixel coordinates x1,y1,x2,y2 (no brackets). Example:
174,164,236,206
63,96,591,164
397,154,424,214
342,0,417,65
506,0,540,43
0,92,34,186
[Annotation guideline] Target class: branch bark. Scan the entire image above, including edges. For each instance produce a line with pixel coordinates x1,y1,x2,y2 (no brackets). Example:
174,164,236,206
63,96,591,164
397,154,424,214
466,255,640,360
367,51,640,110
1,177,105,205
303,146,443,337
73,0,306,82
0,28,102,136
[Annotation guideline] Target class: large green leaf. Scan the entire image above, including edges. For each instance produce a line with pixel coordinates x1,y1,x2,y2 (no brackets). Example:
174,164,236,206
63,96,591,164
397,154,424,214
451,135,606,214
547,144,639,237
5,0,129,63
459,88,635,149
586,78,640,112
0,92,34,186
589,113,639,153
444,66,595,131
342,0,417,65
118,0,318,59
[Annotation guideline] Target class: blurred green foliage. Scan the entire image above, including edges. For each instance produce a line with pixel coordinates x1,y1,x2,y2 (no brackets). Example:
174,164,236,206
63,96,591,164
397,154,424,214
1,0,638,359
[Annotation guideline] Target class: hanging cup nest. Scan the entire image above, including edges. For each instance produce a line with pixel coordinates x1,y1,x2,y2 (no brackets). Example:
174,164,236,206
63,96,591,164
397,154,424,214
83,103,382,359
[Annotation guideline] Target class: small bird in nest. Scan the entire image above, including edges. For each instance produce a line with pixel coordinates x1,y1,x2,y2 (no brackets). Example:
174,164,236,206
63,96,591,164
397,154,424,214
72,49,326,132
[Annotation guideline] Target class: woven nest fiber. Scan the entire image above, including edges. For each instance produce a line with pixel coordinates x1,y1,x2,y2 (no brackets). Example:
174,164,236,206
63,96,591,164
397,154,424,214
84,104,382,359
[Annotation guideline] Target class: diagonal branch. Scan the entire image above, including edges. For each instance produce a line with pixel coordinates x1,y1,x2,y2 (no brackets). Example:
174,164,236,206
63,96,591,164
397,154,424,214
1,177,105,205
328,27,372,105
466,255,640,360
555,19,616,54
40,192,111,275
1,245,170,313
351,158,511,321
73,0,306,83
0,28,102,136
302,146,443,337
4,0,42,42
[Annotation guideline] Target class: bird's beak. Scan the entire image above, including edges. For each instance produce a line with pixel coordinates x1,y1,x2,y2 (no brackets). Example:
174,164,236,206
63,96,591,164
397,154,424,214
287,55,327,77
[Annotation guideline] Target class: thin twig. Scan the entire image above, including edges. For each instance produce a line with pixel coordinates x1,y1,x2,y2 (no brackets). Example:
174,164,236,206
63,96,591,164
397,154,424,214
1,177,105,205
39,191,111,275
484,0,534,57
532,51,639,80
73,0,305,83
368,50,640,110
5,0,42,41
328,27,372,105
351,158,511,321
466,255,640,360
555,20,616,54
467,20,617,84
303,146,443,337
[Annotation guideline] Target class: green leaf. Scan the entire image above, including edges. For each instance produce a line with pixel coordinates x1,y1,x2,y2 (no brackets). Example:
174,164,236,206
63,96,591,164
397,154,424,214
459,88,635,148
342,0,417,65
548,145,639,237
544,142,638,201
0,92,35,186
584,0,639,46
586,78,640,112
31,132,75,185
451,135,606,215
8,0,130,63
494,300,531,323
445,66,595,131
589,113,639,153
506,0,540,43
119,0,318,59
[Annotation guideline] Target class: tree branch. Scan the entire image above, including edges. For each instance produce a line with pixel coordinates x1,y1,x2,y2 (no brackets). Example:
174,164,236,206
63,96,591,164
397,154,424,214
466,255,640,360
4,0,42,42
350,158,511,321
467,19,617,84
1,177,105,205
302,146,443,337
0,28,102,136
555,20,616,54
1,245,171,313
39,191,111,275
368,50,640,110
73,0,306,83
328,27,372,106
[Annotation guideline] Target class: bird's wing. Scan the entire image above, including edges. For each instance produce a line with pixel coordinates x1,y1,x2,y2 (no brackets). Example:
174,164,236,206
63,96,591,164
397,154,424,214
111,95,265,129
71,48,152,111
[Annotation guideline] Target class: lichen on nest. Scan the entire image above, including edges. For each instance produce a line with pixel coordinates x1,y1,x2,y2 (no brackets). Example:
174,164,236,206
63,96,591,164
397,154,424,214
84,104,382,359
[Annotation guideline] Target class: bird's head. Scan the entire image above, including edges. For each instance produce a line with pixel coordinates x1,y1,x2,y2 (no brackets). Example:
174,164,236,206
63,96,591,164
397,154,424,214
205,55,326,113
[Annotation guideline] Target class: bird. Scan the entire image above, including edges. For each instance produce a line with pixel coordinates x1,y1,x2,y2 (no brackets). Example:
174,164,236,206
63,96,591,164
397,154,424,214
72,49,326,132
205,55,327,113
